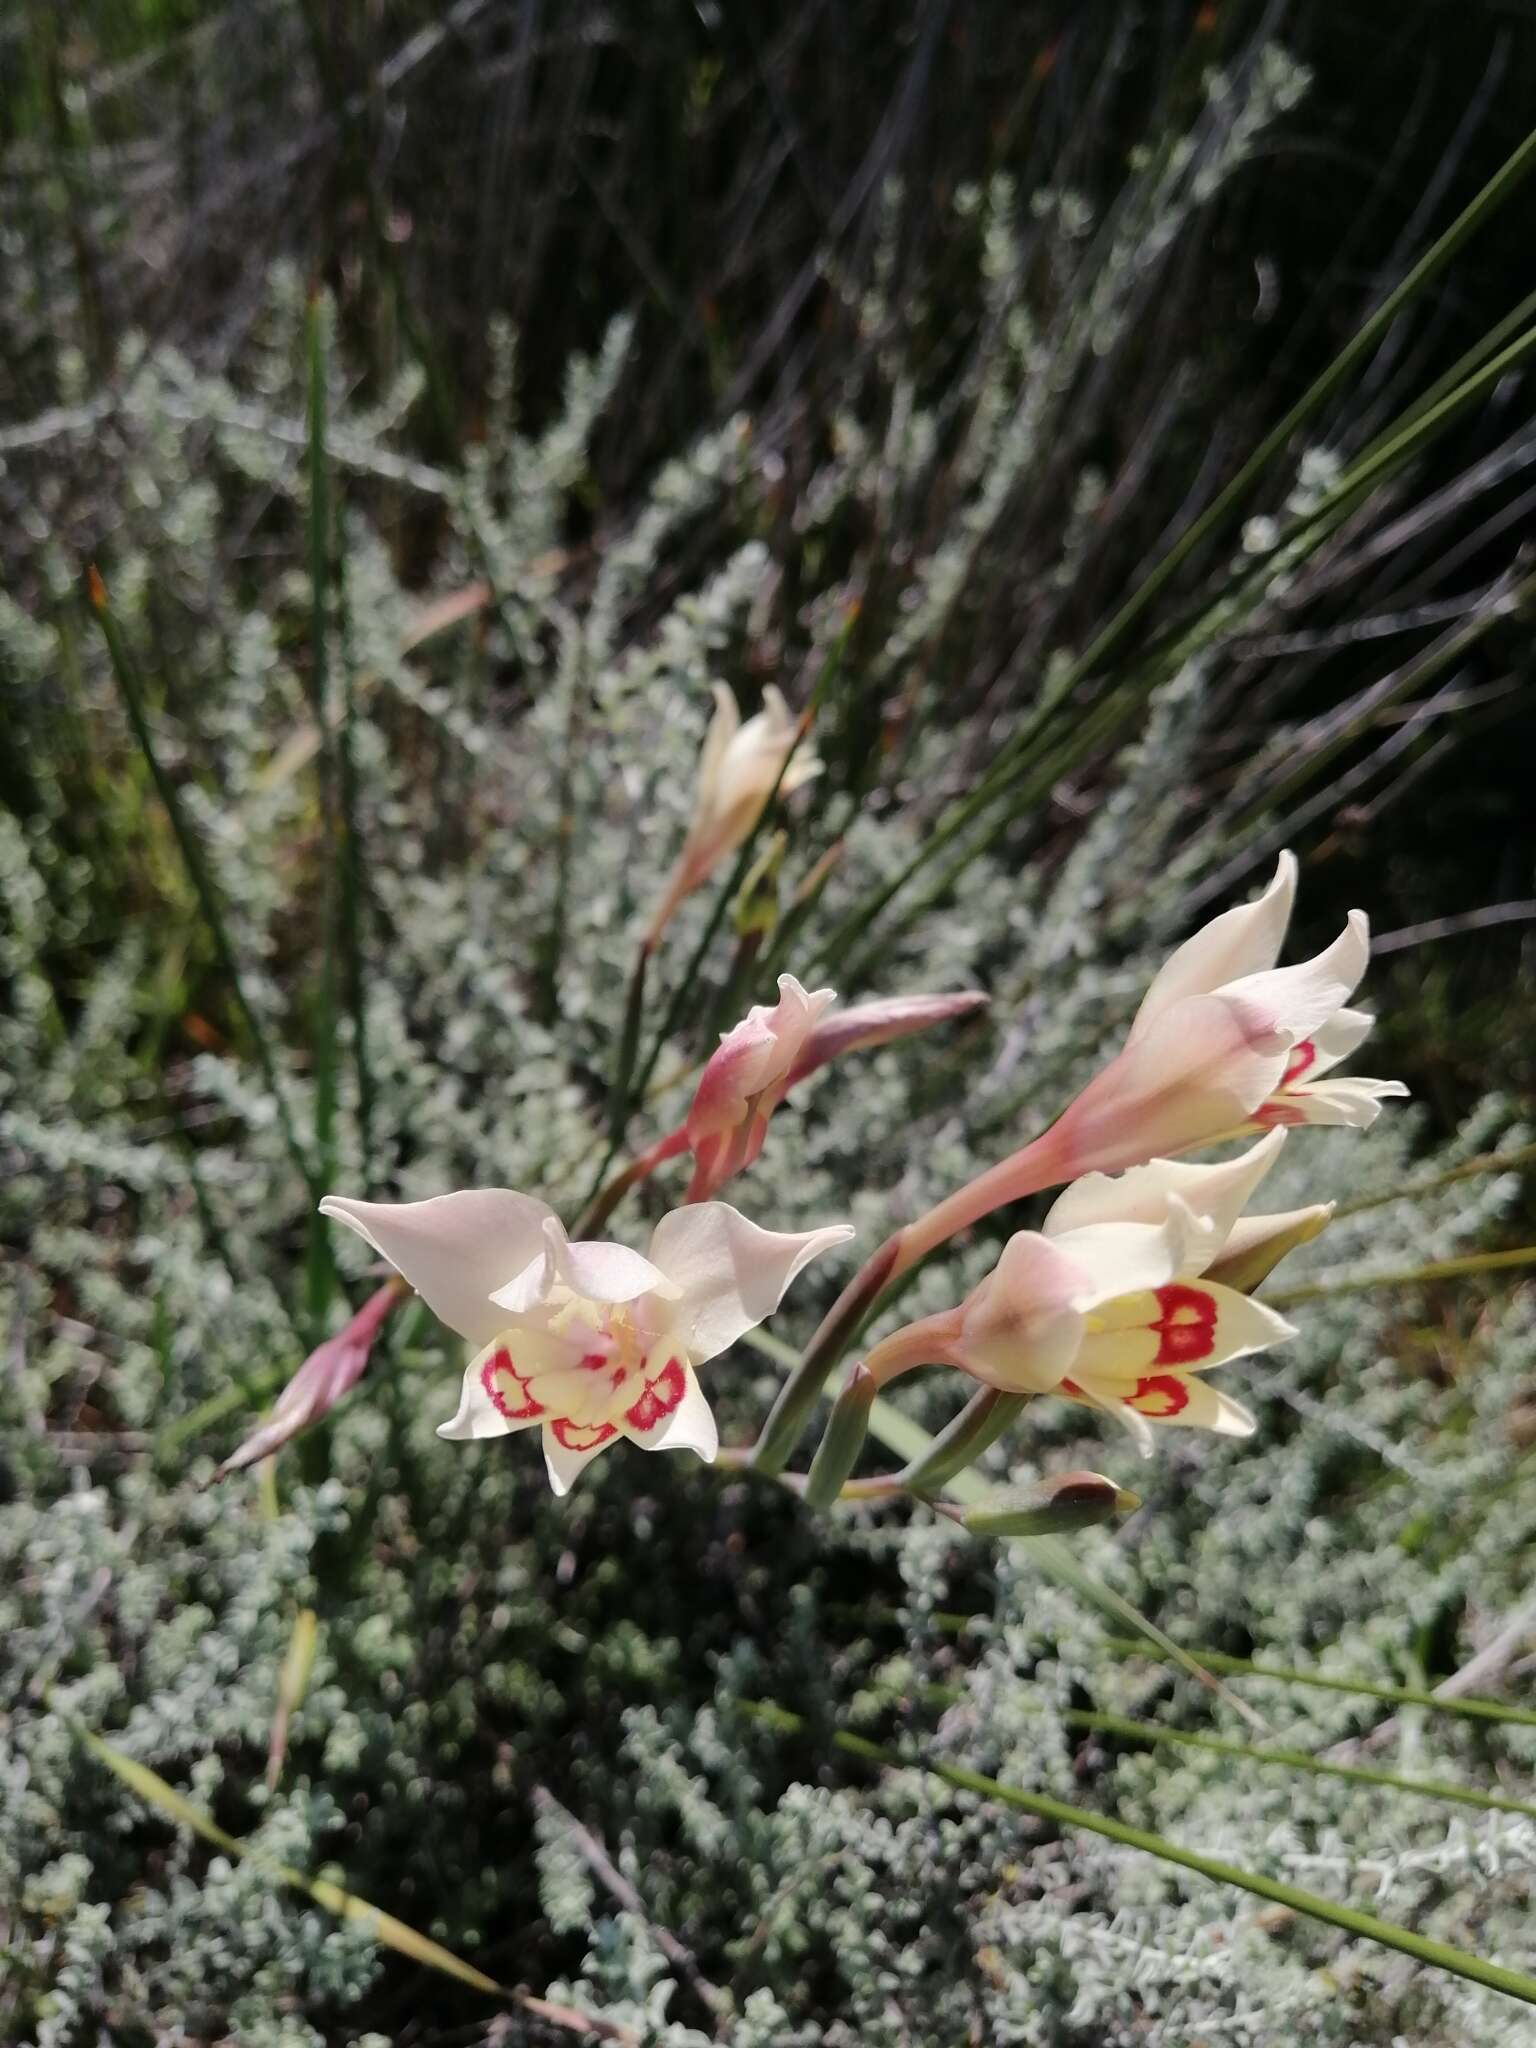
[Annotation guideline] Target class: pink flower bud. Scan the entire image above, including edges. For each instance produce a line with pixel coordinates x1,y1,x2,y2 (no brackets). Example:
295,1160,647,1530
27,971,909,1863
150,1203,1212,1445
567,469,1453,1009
210,1280,402,1481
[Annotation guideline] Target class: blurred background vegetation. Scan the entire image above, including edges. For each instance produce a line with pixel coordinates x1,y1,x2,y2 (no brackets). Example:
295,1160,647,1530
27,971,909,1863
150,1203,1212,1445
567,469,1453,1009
4,4,1536,2044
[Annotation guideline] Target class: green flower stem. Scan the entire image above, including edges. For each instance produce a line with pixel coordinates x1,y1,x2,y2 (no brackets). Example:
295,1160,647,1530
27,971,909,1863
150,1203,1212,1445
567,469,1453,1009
750,1231,904,1473
897,1387,1029,1493
1266,1244,1536,1309
739,1701,1536,2008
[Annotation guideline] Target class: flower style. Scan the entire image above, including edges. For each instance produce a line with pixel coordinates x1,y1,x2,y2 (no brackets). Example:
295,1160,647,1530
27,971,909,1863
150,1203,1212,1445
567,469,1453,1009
866,1133,1305,1454
320,1189,852,1493
647,683,821,943
686,974,837,1199
898,851,1400,1268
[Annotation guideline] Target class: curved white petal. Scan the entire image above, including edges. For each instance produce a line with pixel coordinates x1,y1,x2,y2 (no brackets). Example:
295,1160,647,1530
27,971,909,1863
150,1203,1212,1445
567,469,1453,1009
646,1203,855,1361
1308,1006,1375,1077
543,1421,620,1496
1286,1075,1410,1128
319,1188,556,1346
1219,910,1369,1040
1133,853,1297,1032
1044,1131,1285,1260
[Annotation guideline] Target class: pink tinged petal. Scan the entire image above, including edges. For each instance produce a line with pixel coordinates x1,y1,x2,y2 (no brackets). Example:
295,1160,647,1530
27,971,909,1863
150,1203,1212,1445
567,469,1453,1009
1132,852,1297,1032
953,1230,1098,1391
542,1417,620,1496
645,1202,856,1362
212,1280,401,1479
1047,993,1296,1179
1217,909,1370,1040
1044,1131,1286,1261
783,989,991,1089
621,1357,718,1460
1075,1277,1295,1380
318,1189,557,1346
686,1014,781,1141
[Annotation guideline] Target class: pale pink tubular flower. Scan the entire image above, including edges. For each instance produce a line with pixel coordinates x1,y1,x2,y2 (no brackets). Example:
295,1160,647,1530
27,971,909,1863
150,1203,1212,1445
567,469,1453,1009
646,684,821,945
211,1279,402,1481
866,1135,1301,1456
686,974,836,1200
320,1188,852,1494
899,851,1398,1268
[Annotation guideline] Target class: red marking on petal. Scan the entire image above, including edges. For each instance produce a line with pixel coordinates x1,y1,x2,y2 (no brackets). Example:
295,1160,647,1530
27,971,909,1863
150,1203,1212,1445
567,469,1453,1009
1254,1099,1308,1129
578,1350,609,1373
624,1357,686,1435
1281,1039,1317,1087
481,1348,544,1421
551,1417,617,1451
1124,1372,1191,1419
1151,1283,1217,1366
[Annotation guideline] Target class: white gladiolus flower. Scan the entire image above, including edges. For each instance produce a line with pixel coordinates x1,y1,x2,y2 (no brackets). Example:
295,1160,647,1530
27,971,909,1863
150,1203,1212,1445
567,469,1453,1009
320,1189,852,1494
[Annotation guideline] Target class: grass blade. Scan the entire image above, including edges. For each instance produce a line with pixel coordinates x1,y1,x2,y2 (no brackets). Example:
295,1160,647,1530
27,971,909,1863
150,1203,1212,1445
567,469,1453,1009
304,291,340,1331
68,1713,638,2038
86,571,315,1201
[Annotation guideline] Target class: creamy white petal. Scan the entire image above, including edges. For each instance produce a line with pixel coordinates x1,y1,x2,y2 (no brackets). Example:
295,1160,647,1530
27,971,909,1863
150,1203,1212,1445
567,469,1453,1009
1133,853,1297,1032
1042,1214,1201,1308
1307,1007,1375,1077
647,1203,855,1361
543,1422,620,1496
1287,1075,1410,1128
1044,1131,1285,1260
319,1188,557,1346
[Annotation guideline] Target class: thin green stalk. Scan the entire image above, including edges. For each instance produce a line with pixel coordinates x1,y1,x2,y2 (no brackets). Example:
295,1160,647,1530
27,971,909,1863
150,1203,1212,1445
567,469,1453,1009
87,573,315,1200
1266,1245,1536,1309
740,1701,1536,2008
333,434,374,1181
1332,1142,1536,1221
1099,1637,1536,1729
305,293,340,1331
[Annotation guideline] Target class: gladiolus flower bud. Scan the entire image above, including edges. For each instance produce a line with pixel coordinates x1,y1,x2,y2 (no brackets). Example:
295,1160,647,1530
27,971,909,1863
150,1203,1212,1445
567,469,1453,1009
962,1471,1139,1538
647,684,820,944
210,1279,403,1481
